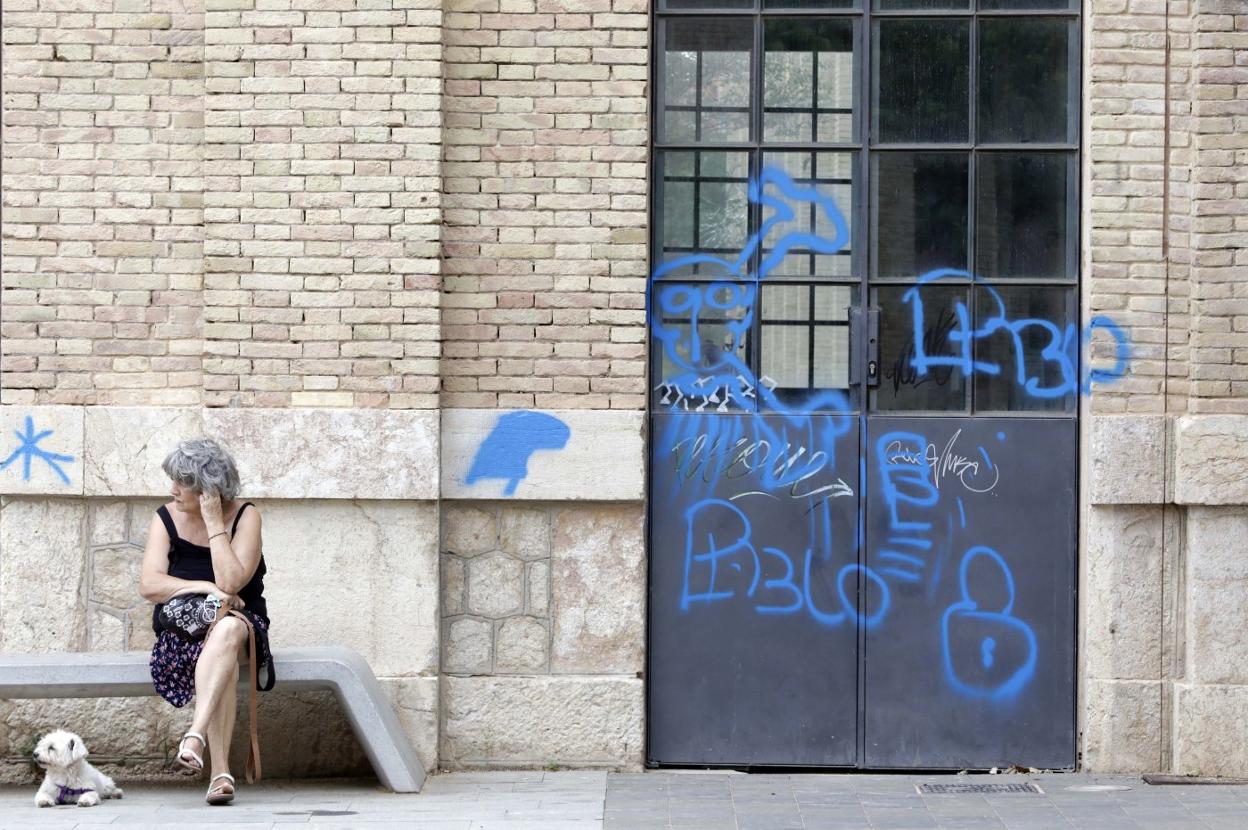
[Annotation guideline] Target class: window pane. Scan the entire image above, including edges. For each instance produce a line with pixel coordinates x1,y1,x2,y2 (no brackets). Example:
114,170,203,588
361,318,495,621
657,151,751,279
661,18,753,144
764,18,856,144
760,151,855,279
978,19,1075,144
760,283,856,410
766,0,857,9
873,285,967,412
976,153,1075,280
874,19,969,144
653,282,755,412
980,0,1076,9
662,0,755,10
876,0,968,9
973,286,1075,413
873,152,969,278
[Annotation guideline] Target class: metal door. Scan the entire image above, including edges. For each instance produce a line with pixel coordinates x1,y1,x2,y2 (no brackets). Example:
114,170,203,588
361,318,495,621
647,4,1098,769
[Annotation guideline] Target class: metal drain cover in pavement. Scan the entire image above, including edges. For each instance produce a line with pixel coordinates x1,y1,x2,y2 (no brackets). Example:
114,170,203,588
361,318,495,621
917,782,1044,795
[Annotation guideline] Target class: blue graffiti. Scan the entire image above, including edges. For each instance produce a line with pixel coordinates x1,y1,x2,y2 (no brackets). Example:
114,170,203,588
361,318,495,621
651,165,1096,703
0,415,74,484
902,269,1131,398
940,546,1037,702
466,411,570,496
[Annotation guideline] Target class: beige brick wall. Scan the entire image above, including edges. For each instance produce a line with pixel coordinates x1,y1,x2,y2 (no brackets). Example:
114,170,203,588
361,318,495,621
438,0,649,411
202,0,444,409
2,0,206,407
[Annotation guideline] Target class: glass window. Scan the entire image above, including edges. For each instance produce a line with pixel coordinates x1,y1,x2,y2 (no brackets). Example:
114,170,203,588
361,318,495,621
760,151,856,279
761,283,857,408
656,151,751,279
661,19,753,144
764,18,857,144
653,282,756,411
876,0,969,8
874,19,970,144
978,19,1076,144
980,0,1076,9
976,153,1075,280
873,284,968,412
973,286,1075,413
873,152,969,278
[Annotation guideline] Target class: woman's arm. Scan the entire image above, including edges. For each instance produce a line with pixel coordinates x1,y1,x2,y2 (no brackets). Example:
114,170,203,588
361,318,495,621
199,493,263,595
138,514,223,603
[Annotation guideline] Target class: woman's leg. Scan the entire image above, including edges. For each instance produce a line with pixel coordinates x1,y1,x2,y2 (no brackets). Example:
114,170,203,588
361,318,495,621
189,617,248,777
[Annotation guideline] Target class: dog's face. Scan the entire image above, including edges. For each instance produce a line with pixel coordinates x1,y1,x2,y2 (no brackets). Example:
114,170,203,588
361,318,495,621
33,730,87,769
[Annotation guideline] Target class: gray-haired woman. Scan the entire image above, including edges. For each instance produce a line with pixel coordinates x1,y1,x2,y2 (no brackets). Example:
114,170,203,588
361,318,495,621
138,438,270,806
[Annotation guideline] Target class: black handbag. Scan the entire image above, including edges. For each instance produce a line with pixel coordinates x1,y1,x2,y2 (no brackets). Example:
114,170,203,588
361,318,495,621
156,593,223,641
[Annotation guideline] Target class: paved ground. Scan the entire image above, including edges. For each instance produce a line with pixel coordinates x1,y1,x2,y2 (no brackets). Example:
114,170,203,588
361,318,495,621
1,770,1245,829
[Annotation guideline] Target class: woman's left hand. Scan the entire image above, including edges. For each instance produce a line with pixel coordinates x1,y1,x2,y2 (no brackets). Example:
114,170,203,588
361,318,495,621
199,490,224,528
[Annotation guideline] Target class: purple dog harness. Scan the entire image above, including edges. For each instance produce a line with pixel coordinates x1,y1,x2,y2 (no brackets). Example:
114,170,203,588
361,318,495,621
55,785,94,805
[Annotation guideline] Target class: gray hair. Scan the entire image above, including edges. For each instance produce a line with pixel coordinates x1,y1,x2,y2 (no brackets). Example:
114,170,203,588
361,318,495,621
162,438,241,500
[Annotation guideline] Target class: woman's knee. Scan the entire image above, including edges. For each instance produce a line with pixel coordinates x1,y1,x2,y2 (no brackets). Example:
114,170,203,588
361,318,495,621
204,617,248,651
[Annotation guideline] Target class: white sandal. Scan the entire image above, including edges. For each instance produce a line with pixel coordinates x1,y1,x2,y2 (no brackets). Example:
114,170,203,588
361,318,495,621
206,773,235,806
175,731,205,773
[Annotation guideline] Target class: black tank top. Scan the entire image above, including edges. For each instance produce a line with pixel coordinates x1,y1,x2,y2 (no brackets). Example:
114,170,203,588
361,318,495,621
151,502,268,631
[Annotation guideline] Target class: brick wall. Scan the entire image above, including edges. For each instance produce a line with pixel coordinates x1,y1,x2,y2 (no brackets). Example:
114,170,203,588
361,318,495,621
201,0,444,409
438,0,649,410
1,0,205,407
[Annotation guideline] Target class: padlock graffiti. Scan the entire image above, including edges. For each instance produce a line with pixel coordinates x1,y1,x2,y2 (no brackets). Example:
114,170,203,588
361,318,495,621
939,546,1037,702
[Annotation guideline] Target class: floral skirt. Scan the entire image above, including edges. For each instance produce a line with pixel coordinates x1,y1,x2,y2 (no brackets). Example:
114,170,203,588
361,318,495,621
149,613,269,708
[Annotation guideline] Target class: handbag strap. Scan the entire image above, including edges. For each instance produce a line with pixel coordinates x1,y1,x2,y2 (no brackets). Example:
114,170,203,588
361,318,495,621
209,609,262,783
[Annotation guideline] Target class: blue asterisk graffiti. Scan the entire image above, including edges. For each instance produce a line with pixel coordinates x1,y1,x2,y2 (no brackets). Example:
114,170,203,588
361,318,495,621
0,416,75,484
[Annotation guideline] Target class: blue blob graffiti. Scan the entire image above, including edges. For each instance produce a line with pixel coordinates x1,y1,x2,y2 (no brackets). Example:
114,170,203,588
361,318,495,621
940,546,1038,702
0,415,75,485
466,411,570,496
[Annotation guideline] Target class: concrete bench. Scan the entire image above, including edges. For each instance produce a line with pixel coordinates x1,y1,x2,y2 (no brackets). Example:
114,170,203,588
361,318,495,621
0,646,425,793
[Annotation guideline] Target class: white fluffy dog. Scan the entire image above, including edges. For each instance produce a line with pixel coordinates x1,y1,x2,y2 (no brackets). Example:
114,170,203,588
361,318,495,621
33,730,124,808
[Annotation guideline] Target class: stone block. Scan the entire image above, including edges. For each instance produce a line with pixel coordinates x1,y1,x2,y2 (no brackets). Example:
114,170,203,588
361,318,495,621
499,506,549,560
1083,506,1163,680
90,500,128,546
126,605,157,651
1174,415,1248,505
443,554,467,616
1087,414,1166,504
550,504,644,674
466,551,524,618
230,690,371,779
442,409,644,500
443,616,493,674
441,675,643,768
381,675,439,773
1173,683,1248,777
442,503,497,556
0,406,84,495
1081,679,1162,773
88,606,125,652
495,617,547,674
1,697,169,759
0,498,88,652
204,407,440,500
126,499,166,546
91,544,143,608
262,500,439,677
527,560,549,616
1185,507,1248,685
84,406,202,497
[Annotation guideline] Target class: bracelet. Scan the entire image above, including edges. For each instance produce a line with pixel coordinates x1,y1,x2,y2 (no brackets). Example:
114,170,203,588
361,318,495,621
208,531,227,542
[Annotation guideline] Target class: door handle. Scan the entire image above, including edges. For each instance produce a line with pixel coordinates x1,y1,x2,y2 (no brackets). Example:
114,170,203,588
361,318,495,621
866,307,880,388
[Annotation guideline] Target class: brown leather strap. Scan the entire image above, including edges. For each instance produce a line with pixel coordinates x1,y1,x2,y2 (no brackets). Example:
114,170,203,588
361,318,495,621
208,609,262,783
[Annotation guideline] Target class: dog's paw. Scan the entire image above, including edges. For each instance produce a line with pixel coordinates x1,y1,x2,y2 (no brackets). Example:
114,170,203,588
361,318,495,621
77,792,100,807
109,787,124,799
35,795,54,808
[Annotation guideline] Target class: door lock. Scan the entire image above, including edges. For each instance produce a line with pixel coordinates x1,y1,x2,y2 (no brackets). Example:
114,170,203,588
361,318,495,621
867,360,878,380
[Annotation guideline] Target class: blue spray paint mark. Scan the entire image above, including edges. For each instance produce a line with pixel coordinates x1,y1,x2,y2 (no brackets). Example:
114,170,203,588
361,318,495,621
466,411,570,496
0,416,74,484
940,546,1038,702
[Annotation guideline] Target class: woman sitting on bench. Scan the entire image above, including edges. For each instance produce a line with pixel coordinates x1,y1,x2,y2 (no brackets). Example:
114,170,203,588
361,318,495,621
138,438,270,806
